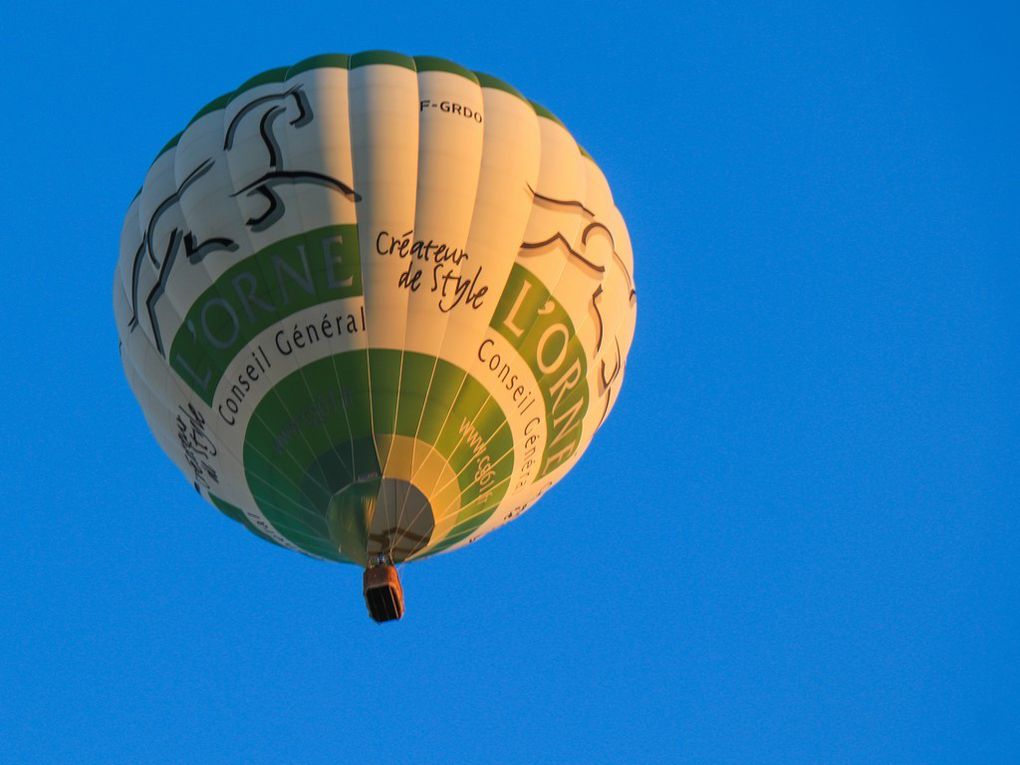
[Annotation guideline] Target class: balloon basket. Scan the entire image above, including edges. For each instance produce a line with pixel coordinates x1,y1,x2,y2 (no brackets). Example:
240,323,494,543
363,563,404,623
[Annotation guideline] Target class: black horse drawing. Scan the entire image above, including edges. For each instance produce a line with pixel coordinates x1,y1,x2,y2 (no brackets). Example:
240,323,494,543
127,85,360,355
518,185,638,426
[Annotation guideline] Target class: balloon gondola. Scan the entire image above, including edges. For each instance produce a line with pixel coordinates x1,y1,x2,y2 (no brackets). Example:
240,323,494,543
114,51,636,621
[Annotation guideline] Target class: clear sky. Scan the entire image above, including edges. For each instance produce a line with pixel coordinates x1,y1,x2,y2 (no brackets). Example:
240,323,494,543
1,2,1017,763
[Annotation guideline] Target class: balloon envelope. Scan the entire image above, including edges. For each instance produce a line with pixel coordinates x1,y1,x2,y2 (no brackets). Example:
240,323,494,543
114,52,636,565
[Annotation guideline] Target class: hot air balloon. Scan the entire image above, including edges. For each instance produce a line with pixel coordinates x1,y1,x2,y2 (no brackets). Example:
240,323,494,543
113,51,637,622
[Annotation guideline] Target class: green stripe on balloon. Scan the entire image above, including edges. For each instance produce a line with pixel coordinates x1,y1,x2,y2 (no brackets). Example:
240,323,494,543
414,56,479,84
350,50,416,71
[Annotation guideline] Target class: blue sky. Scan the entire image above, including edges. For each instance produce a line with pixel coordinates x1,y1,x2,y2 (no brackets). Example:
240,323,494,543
2,2,1017,762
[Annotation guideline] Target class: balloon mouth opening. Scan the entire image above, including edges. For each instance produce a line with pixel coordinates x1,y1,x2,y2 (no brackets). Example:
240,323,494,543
327,476,435,564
